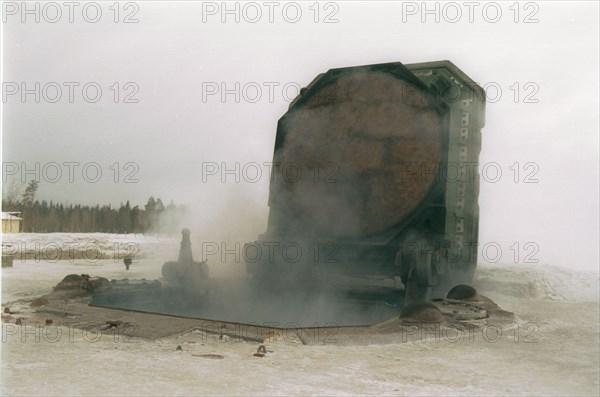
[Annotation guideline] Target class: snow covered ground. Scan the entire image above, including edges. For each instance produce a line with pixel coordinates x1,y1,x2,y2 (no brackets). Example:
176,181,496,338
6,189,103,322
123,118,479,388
1,232,179,261
1,233,599,396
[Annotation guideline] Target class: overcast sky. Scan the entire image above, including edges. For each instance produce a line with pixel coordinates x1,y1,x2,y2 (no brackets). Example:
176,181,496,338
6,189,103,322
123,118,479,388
2,1,599,271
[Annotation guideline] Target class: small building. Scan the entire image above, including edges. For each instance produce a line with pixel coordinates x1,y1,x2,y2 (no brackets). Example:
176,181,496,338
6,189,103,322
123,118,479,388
2,212,22,233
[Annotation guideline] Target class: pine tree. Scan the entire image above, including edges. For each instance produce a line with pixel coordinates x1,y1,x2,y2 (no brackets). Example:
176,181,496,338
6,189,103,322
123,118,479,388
21,180,39,207
21,180,39,231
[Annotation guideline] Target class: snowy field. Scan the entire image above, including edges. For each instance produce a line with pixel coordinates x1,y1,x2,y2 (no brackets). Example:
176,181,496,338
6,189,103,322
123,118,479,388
1,233,599,396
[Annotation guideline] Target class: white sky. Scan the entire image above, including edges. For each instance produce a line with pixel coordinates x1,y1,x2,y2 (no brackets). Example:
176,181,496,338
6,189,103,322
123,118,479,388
2,1,599,271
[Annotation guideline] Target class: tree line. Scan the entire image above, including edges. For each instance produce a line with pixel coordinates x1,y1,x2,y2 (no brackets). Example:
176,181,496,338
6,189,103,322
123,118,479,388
2,180,188,234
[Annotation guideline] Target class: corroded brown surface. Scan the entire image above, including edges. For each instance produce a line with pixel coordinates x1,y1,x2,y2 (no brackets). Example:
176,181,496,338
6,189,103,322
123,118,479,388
274,71,443,239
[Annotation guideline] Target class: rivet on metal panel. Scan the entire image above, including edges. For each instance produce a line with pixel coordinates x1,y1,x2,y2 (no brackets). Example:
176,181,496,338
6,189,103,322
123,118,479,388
461,112,469,126
460,128,469,140
456,218,464,233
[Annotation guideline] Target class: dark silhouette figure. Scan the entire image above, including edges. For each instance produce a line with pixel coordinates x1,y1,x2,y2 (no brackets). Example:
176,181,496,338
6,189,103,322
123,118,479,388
162,229,209,291
178,228,194,264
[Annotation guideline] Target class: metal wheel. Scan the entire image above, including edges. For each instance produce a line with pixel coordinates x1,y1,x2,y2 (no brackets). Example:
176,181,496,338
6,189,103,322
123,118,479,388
405,268,431,304
405,245,439,304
